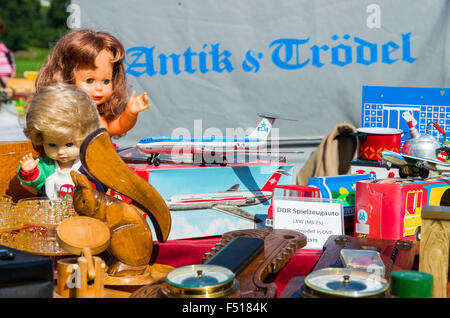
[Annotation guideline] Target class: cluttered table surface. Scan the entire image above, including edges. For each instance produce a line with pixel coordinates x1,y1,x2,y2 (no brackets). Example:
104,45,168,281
0,122,448,299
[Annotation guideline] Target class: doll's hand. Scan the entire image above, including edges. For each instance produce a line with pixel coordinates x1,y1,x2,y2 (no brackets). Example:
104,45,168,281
19,153,39,172
126,91,151,116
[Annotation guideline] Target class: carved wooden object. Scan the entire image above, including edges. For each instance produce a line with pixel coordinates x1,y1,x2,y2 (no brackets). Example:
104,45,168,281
71,171,153,277
77,256,106,298
280,235,420,298
79,128,171,242
0,141,39,201
130,228,307,298
56,256,106,298
419,205,450,298
56,216,111,255
55,216,109,298
56,216,110,280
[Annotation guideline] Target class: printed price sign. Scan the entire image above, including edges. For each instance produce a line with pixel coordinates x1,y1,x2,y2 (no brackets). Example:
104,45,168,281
272,197,344,250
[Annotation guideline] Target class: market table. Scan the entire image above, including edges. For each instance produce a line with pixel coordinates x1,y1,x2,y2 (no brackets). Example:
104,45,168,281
149,235,322,298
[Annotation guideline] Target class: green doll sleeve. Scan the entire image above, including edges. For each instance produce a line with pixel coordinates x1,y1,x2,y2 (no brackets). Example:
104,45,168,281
16,156,56,193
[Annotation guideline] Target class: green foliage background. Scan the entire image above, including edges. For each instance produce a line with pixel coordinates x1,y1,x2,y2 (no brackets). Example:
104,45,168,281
0,0,69,77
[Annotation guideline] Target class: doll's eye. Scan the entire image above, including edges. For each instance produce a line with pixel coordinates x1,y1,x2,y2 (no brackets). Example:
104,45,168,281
86,78,94,84
66,143,74,147
103,79,111,85
48,143,56,147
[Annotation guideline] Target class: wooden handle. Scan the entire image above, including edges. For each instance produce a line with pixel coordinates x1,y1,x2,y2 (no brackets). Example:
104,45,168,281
82,247,96,281
94,257,106,298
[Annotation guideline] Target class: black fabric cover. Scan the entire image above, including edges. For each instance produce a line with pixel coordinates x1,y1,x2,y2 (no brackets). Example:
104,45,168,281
0,245,53,298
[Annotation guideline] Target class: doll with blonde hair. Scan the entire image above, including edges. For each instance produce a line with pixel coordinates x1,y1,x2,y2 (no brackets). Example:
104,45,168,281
18,82,106,200
36,29,150,137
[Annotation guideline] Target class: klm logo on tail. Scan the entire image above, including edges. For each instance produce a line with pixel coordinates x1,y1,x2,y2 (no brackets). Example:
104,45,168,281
257,122,269,132
249,116,275,140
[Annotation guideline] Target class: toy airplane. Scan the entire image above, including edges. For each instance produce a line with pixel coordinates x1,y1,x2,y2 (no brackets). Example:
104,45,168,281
136,113,298,166
165,167,290,223
380,150,450,178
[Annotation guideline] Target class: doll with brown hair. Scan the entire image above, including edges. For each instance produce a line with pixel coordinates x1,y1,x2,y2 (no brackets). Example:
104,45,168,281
17,82,107,200
35,29,150,137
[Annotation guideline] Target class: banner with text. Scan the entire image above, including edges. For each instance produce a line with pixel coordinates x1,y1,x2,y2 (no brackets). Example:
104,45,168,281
70,0,450,148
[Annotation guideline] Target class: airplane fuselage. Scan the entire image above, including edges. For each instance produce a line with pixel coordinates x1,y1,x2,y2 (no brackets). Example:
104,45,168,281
166,190,271,211
136,136,266,155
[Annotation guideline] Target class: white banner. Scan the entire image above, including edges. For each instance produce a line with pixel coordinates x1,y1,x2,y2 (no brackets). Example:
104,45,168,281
70,0,450,148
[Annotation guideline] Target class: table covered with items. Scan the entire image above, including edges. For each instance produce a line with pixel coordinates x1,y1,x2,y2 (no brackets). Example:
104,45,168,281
1,86,450,301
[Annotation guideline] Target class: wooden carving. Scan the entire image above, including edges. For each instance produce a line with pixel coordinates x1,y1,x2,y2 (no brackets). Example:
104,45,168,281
130,228,307,298
280,235,420,298
79,128,171,242
55,216,110,298
71,171,152,276
203,229,307,298
311,235,419,277
419,205,450,298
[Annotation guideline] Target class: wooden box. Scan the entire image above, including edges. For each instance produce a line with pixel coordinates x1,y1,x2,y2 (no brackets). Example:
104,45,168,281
0,141,38,201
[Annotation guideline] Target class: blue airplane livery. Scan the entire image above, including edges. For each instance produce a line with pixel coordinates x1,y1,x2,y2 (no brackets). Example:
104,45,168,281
136,113,291,166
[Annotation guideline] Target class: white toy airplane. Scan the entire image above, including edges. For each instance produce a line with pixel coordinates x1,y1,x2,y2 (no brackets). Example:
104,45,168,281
165,167,290,223
380,150,450,178
136,113,298,166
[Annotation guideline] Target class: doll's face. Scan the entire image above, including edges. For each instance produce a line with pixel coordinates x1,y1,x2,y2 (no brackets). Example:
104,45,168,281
42,133,81,169
74,49,113,106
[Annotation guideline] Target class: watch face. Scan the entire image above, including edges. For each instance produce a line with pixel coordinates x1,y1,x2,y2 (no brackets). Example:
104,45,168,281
304,268,389,298
162,264,239,298
167,264,235,288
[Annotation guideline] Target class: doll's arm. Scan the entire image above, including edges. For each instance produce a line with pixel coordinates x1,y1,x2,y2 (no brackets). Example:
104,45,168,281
18,153,40,175
103,91,150,136
17,154,51,193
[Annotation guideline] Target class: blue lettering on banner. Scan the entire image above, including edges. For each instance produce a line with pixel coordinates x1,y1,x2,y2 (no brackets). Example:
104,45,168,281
125,33,416,77
242,50,263,73
269,38,311,69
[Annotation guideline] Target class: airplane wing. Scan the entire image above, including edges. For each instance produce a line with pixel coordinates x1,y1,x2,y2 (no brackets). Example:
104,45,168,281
225,184,240,192
192,147,218,154
381,150,450,172
395,152,450,172
212,205,262,223
380,150,410,167
274,166,291,176
419,159,450,172
192,147,303,157
400,153,450,166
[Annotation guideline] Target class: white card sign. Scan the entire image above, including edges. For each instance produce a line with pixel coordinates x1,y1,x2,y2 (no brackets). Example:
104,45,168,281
272,197,344,250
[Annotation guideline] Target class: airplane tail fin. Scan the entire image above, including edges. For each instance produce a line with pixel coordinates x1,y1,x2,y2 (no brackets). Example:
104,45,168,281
248,113,297,141
260,167,290,192
248,114,277,141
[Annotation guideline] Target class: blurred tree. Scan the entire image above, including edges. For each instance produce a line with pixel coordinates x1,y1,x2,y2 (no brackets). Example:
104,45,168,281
46,0,70,47
48,0,70,28
0,0,41,50
0,0,69,50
